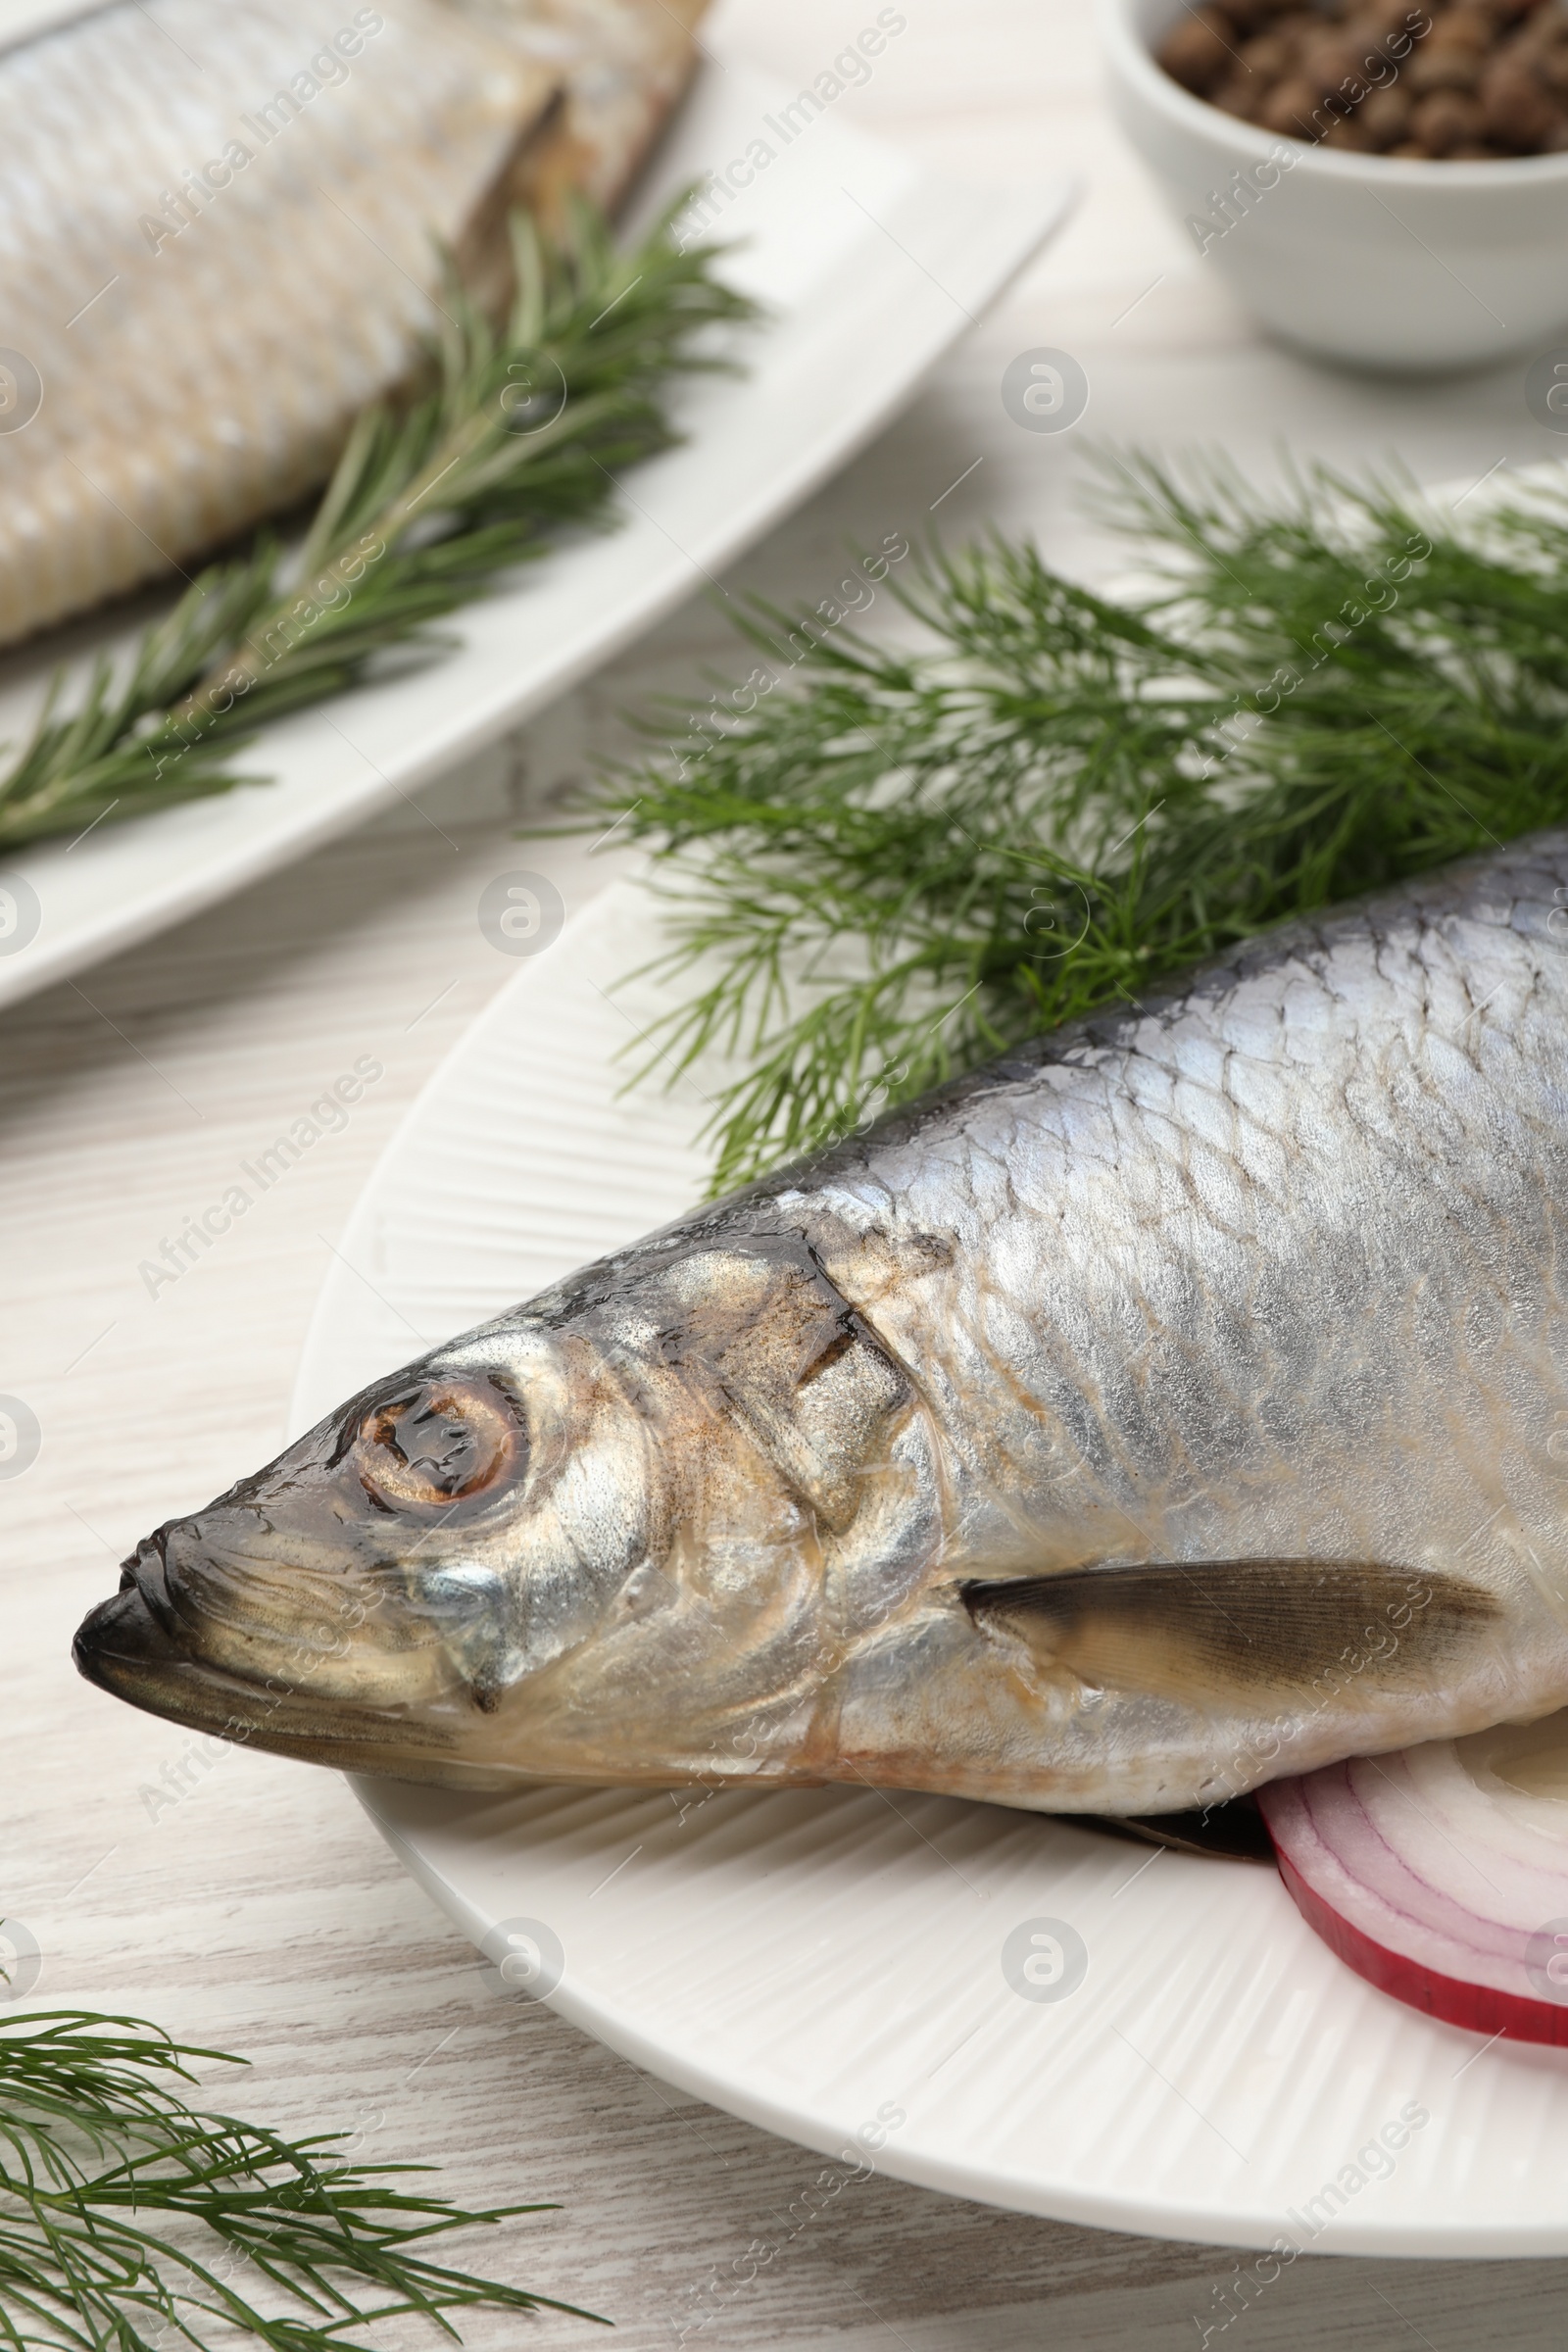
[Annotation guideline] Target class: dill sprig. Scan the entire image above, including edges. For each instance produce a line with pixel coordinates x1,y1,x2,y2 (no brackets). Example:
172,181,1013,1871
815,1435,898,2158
596,459,1568,1192
0,2005,598,2350
0,197,753,853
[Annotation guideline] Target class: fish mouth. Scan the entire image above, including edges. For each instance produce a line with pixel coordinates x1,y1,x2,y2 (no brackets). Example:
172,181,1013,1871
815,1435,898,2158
74,1581,200,1713
73,1576,479,1785
74,1532,210,1723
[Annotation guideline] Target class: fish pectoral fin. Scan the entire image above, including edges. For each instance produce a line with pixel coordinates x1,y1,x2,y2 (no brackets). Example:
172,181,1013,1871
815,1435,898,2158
960,1559,1498,1707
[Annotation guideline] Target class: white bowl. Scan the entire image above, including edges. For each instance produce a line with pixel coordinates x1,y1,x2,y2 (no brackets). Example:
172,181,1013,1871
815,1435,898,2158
1099,0,1568,372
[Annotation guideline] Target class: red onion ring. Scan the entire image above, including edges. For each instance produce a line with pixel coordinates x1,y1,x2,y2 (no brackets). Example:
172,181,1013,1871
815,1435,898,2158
1257,1713,1568,2044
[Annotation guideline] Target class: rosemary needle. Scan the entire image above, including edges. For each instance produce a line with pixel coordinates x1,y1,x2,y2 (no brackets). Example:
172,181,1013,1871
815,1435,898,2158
0,197,753,855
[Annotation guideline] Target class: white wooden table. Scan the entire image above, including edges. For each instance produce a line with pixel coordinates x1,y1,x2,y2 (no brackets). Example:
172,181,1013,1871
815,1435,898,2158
5,2,1568,2343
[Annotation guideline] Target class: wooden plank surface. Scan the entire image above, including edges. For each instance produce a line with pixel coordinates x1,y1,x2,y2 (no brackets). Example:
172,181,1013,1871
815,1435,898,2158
5,1,1567,2343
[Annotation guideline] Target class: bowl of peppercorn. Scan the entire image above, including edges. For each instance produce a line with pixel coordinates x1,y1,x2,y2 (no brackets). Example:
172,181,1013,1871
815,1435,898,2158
1100,0,1568,370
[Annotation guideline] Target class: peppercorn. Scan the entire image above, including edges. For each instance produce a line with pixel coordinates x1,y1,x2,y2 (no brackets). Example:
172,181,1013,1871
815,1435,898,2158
1359,81,1413,138
1160,8,1236,96
1406,44,1484,93
1239,26,1301,76
1259,73,1330,132
1480,51,1561,143
1412,86,1484,145
1298,31,1370,97
1155,0,1568,159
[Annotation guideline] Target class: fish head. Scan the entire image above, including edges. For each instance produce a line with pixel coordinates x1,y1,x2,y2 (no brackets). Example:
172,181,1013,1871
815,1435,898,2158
73,1235,931,1788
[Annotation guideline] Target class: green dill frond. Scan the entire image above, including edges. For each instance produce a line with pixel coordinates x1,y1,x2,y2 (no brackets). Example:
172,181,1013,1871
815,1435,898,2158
0,2004,599,2349
592,462,1568,1193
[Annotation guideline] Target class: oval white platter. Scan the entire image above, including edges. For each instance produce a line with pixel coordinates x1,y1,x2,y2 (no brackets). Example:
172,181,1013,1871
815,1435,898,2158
289,871,1568,2258
0,54,1070,1011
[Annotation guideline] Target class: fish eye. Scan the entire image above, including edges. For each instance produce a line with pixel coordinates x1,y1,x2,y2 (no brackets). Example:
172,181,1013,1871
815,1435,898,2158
354,1379,524,1511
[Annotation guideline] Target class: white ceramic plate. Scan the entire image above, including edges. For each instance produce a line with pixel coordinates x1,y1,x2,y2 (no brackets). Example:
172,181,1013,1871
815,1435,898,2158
288,870,1568,2259
0,60,1070,1011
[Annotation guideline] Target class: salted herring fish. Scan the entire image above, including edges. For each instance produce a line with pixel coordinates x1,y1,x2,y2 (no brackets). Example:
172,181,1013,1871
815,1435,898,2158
74,834,1568,1820
0,0,704,651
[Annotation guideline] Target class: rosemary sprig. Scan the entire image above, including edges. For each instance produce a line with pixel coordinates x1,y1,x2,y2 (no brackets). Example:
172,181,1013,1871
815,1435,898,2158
0,2005,598,2349
595,459,1568,1192
0,197,753,853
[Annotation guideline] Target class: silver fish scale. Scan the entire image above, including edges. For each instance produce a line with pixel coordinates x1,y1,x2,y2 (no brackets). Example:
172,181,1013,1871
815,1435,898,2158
728,835,1568,1797
0,0,549,645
